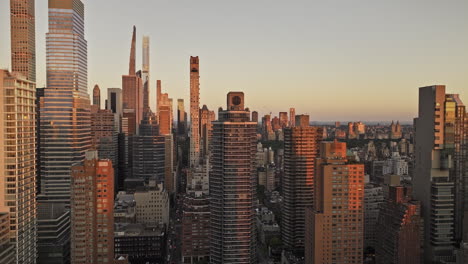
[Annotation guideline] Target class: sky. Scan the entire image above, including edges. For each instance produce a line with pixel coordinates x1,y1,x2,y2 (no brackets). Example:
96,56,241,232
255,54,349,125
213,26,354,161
1,0,467,122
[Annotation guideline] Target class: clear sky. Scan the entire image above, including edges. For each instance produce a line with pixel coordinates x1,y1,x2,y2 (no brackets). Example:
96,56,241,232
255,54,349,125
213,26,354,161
1,0,467,122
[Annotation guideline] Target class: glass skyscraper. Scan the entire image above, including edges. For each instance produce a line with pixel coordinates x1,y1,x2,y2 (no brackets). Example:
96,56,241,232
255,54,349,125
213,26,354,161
39,0,91,203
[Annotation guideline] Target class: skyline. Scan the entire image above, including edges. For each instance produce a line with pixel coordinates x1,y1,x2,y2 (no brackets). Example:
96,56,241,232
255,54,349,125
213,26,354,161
1,0,467,121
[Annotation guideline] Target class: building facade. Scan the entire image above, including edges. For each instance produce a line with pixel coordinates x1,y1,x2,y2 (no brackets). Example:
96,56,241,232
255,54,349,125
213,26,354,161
70,151,114,263
210,92,257,263
10,0,36,82
40,0,91,203
282,115,322,254
189,56,201,167
305,141,365,264
0,70,37,263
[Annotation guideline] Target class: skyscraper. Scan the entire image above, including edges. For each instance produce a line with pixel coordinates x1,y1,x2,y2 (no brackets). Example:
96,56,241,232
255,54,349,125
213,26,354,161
177,99,187,135
375,185,422,264
70,151,114,263
122,26,143,135
200,104,215,159
305,141,364,264
142,36,150,115
0,70,37,263
289,107,296,127
282,115,322,254
190,56,201,167
210,92,257,263
40,0,91,203
279,111,288,128
10,0,36,82
413,85,466,263
252,111,259,123
92,84,100,108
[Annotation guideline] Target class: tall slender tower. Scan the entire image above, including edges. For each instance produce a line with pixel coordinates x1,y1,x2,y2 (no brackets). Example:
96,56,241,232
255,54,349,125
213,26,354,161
71,151,114,263
142,36,150,115
177,99,187,135
93,84,101,108
189,57,201,167
10,0,36,82
305,141,364,264
282,115,322,255
210,92,257,263
413,85,466,263
289,107,296,127
122,26,143,135
40,0,91,202
0,70,37,263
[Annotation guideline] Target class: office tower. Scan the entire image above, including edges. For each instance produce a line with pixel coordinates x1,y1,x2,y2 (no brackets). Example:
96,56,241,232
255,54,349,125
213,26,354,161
156,80,162,115
262,114,274,140
271,116,280,131
0,212,15,264
93,84,100,107
252,111,259,123
10,0,36,82
289,108,295,127
413,85,467,263
134,182,170,227
70,151,114,263
177,99,187,135
190,56,201,167
364,183,383,250
279,111,288,127
0,70,37,263
37,203,71,264
107,88,123,118
158,89,172,135
122,26,143,135
210,92,257,263
130,122,166,182
114,223,167,264
375,185,422,264
91,107,118,190
282,115,322,254
142,36,150,115
200,105,215,158
305,141,365,264
164,135,175,193
40,0,91,202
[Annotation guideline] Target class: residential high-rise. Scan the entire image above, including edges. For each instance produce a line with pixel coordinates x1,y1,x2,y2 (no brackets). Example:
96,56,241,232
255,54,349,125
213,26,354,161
10,0,36,82
190,56,201,167
282,115,322,254
210,92,257,263
375,185,422,264
279,111,288,128
200,104,215,159
142,36,150,115
252,111,259,123
158,89,172,135
0,70,37,263
40,0,91,203
70,151,114,263
134,182,170,228
289,107,296,127
305,141,365,264
122,26,143,135
413,85,466,263
364,183,384,250
93,84,100,107
177,99,187,135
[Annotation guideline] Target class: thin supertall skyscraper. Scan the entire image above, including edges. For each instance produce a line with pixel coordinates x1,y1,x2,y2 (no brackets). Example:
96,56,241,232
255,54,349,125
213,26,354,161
210,92,257,263
39,0,91,203
10,0,36,82
189,56,201,167
142,36,150,115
